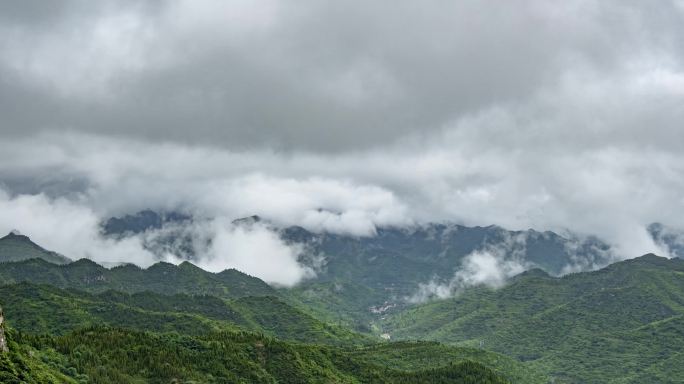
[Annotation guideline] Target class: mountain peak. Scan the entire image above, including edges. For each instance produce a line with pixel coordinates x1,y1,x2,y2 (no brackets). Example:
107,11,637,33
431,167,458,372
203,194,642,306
0,232,72,265
0,231,46,250
516,268,551,279
2,230,31,242
102,210,192,237
632,253,670,264
605,253,677,271
178,260,203,272
70,258,105,269
231,215,262,226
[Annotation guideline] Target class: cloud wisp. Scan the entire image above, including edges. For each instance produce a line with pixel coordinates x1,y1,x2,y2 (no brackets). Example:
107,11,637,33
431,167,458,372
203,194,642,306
407,233,532,303
0,188,316,286
167,219,316,287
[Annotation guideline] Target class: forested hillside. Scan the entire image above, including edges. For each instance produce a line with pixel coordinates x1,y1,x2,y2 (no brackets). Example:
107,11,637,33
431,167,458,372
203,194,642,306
0,257,275,299
0,232,71,265
102,211,620,333
0,238,526,383
383,254,684,383
3,232,684,383
1,318,513,383
0,283,367,346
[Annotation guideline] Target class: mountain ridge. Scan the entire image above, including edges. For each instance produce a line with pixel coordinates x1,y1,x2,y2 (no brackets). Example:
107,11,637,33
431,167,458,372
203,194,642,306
1,223,683,382
0,232,72,265
0,256,276,300
381,253,684,383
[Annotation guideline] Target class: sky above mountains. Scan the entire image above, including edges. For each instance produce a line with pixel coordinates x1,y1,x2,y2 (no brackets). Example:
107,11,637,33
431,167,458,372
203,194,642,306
1,0,684,272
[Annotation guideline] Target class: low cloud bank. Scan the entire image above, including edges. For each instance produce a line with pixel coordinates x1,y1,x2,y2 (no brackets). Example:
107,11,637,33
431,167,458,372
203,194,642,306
408,250,528,303
2,0,683,289
407,234,532,303
0,189,158,266
0,181,678,290
166,219,315,287
0,189,315,286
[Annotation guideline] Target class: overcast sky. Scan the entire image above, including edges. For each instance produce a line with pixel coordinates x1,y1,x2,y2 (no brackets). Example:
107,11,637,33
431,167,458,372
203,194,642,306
1,0,684,275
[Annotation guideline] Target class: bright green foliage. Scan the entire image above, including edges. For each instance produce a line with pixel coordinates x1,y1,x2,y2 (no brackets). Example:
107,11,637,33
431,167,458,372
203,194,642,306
0,285,516,383
0,327,78,384
232,295,368,345
382,254,684,383
6,229,683,383
0,233,71,265
12,326,510,384
353,341,546,384
0,257,275,299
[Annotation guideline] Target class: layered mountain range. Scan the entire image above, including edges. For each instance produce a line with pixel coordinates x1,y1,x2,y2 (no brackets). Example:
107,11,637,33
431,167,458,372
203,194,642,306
102,210,684,280
101,210,618,278
96,210,684,330
0,231,525,383
1,212,684,382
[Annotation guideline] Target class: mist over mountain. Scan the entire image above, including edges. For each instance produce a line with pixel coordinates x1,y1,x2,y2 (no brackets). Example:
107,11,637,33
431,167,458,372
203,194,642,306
0,0,680,290
382,254,684,383
99,210,684,293
648,222,684,259
0,231,71,265
101,210,615,282
1,227,682,382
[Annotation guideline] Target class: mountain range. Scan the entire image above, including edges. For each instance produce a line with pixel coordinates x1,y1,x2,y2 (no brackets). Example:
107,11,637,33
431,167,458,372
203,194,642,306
382,254,684,383
101,211,618,279
0,231,522,383
98,210,684,332
0,232,71,265
1,212,684,382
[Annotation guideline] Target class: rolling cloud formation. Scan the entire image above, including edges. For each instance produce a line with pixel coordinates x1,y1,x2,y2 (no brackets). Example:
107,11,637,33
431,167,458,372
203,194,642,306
1,1,684,283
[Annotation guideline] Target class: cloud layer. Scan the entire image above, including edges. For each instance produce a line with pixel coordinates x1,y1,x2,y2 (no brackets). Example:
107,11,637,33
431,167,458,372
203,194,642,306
1,1,684,283
2,1,683,151
0,189,313,286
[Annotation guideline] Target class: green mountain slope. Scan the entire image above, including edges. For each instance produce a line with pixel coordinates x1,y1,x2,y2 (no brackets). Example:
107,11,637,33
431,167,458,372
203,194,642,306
352,341,546,384
275,223,612,334
8,326,510,384
0,283,367,346
1,303,513,384
103,211,616,324
0,232,71,265
382,254,684,383
0,227,546,383
280,279,389,333
0,331,78,383
0,257,275,299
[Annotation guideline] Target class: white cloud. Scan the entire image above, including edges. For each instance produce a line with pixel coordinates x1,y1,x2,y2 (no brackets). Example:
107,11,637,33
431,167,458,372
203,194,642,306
408,236,531,303
0,188,317,286
192,219,313,287
0,130,681,260
0,188,158,266
1,0,684,286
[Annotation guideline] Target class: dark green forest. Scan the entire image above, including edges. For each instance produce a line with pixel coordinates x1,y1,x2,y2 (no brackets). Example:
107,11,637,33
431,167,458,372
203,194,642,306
1,311,511,383
382,254,684,383
0,232,518,383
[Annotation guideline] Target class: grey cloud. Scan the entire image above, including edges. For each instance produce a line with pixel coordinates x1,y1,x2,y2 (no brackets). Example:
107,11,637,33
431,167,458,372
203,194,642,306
0,131,680,257
1,1,683,151
407,237,532,303
0,0,77,27
1,1,684,280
